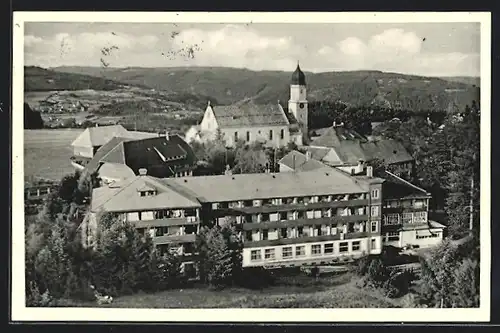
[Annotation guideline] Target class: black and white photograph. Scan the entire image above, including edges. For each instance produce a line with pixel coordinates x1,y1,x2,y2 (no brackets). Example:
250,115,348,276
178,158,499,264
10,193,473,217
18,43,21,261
12,11,491,322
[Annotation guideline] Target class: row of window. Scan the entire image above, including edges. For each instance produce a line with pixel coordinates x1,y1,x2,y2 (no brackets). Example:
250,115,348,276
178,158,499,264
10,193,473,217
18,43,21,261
244,221,379,242
211,193,368,210
157,243,195,256
384,231,442,241
383,198,428,209
249,239,377,262
235,129,286,143
383,211,428,225
416,232,441,240
225,206,376,225
126,209,199,222
137,225,198,237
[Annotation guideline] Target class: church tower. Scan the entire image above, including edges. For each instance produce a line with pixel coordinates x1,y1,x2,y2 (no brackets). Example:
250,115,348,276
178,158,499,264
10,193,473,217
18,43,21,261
288,62,308,137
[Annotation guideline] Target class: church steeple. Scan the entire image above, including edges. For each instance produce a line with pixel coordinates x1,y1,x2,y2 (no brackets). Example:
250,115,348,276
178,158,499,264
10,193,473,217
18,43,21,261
291,61,306,86
288,62,308,141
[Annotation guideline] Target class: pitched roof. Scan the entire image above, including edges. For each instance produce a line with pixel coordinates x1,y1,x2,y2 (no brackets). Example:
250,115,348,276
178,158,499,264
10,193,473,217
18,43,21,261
361,140,413,164
311,126,413,165
71,125,129,148
84,134,197,178
163,168,369,203
379,170,430,200
311,126,368,148
91,175,201,212
306,146,332,162
210,100,290,128
98,162,136,181
278,150,330,172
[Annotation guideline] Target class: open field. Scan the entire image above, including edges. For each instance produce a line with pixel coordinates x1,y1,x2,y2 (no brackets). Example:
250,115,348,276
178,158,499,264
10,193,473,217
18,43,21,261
55,273,405,308
24,129,83,181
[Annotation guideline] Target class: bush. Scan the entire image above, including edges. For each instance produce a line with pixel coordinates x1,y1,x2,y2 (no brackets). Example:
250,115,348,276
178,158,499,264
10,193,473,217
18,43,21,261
235,267,276,289
26,280,54,307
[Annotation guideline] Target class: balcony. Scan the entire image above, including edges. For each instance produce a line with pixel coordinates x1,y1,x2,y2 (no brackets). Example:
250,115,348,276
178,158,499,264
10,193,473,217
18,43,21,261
243,232,369,248
215,199,369,215
241,215,369,231
153,233,197,245
133,217,200,228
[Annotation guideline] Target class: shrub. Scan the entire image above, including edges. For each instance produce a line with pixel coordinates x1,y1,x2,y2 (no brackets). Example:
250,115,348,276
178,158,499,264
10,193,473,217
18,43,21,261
235,267,276,289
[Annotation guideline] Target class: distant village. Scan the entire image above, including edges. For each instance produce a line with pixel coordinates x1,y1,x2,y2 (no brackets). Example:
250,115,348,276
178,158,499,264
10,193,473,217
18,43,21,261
26,63,447,278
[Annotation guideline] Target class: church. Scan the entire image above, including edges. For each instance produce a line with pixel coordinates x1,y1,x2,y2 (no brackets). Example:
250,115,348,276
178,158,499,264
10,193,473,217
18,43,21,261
185,63,309,148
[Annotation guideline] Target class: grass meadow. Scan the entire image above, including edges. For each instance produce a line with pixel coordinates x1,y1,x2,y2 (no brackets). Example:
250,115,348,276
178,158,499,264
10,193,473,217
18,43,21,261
24,129,84,181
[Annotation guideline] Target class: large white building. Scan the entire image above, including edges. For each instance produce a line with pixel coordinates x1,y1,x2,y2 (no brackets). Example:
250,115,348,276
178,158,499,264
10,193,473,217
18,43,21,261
185,63,309,148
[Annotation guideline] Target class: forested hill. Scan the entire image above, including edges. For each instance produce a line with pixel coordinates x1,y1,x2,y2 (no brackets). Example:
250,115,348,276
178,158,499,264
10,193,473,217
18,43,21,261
52,66,479,111
24,66,126,91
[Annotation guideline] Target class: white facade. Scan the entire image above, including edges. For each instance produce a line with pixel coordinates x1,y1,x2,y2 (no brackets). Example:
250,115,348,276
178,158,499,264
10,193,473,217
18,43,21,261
288,84,308,136
242,236,382,267
383,228,444,249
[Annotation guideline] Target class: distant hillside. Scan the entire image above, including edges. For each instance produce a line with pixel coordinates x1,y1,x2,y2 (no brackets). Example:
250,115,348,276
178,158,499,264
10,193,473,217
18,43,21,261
24,66,126,91
439,76,480,87
52,66,480,111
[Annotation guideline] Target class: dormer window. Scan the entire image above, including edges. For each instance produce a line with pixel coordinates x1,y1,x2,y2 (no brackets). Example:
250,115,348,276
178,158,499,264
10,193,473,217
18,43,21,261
140,190,156,197
137,181,157,197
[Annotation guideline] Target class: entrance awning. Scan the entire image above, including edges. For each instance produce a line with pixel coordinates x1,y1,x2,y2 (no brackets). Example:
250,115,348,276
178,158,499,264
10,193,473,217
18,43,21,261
416,230,433,237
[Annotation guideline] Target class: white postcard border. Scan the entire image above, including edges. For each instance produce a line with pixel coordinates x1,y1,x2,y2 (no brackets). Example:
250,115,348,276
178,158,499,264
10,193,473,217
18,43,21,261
11,11,492,322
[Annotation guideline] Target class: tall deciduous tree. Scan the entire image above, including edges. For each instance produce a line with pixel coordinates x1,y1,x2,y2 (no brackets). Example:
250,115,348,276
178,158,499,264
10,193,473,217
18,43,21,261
196,225,242,288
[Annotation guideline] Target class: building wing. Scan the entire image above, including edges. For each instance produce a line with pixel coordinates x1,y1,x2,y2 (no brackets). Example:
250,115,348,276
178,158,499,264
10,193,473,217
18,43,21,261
211,100,289,128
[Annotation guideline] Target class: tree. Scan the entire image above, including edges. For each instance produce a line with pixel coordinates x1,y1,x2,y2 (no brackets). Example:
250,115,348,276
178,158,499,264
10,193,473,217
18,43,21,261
233,142,268,174
196,225,242,288
33,223,74,298
24,103,44,129
417,238,479,308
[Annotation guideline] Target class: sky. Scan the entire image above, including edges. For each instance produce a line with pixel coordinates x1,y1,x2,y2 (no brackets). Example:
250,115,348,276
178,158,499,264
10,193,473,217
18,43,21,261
24,22,481,77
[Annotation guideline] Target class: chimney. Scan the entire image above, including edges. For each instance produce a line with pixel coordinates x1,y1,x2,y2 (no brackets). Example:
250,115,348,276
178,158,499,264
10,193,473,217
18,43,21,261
207,100,211,107
305,151,311,161
165,131,169,141
138,168,147,176
357,160,365,173
224,164,232,176
366,166,373,178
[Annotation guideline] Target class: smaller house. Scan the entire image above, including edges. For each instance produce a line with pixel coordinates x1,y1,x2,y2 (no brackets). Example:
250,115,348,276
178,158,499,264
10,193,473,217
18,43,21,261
83,133,197,184
71,124,158,160
308,123,414,178
375,170,446,249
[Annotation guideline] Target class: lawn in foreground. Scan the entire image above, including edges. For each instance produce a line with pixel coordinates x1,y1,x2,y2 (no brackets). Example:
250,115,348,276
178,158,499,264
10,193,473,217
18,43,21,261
59,274,401,308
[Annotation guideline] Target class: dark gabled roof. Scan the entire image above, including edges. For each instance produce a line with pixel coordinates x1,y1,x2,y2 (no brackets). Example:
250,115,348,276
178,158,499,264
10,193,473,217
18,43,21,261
210,100,290,128
361,140,413,165
84,134,197,179
83,136,134,175
123,135,197,178
311,126,368,148
310,125,413,165
380,170,431,200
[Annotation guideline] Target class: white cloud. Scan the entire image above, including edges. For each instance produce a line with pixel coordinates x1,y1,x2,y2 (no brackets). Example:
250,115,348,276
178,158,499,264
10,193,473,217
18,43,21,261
338,37,366,56
324,28,478,76
24,31,161,67
369,28,422,55
169,24,302,70
24,25,479,76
